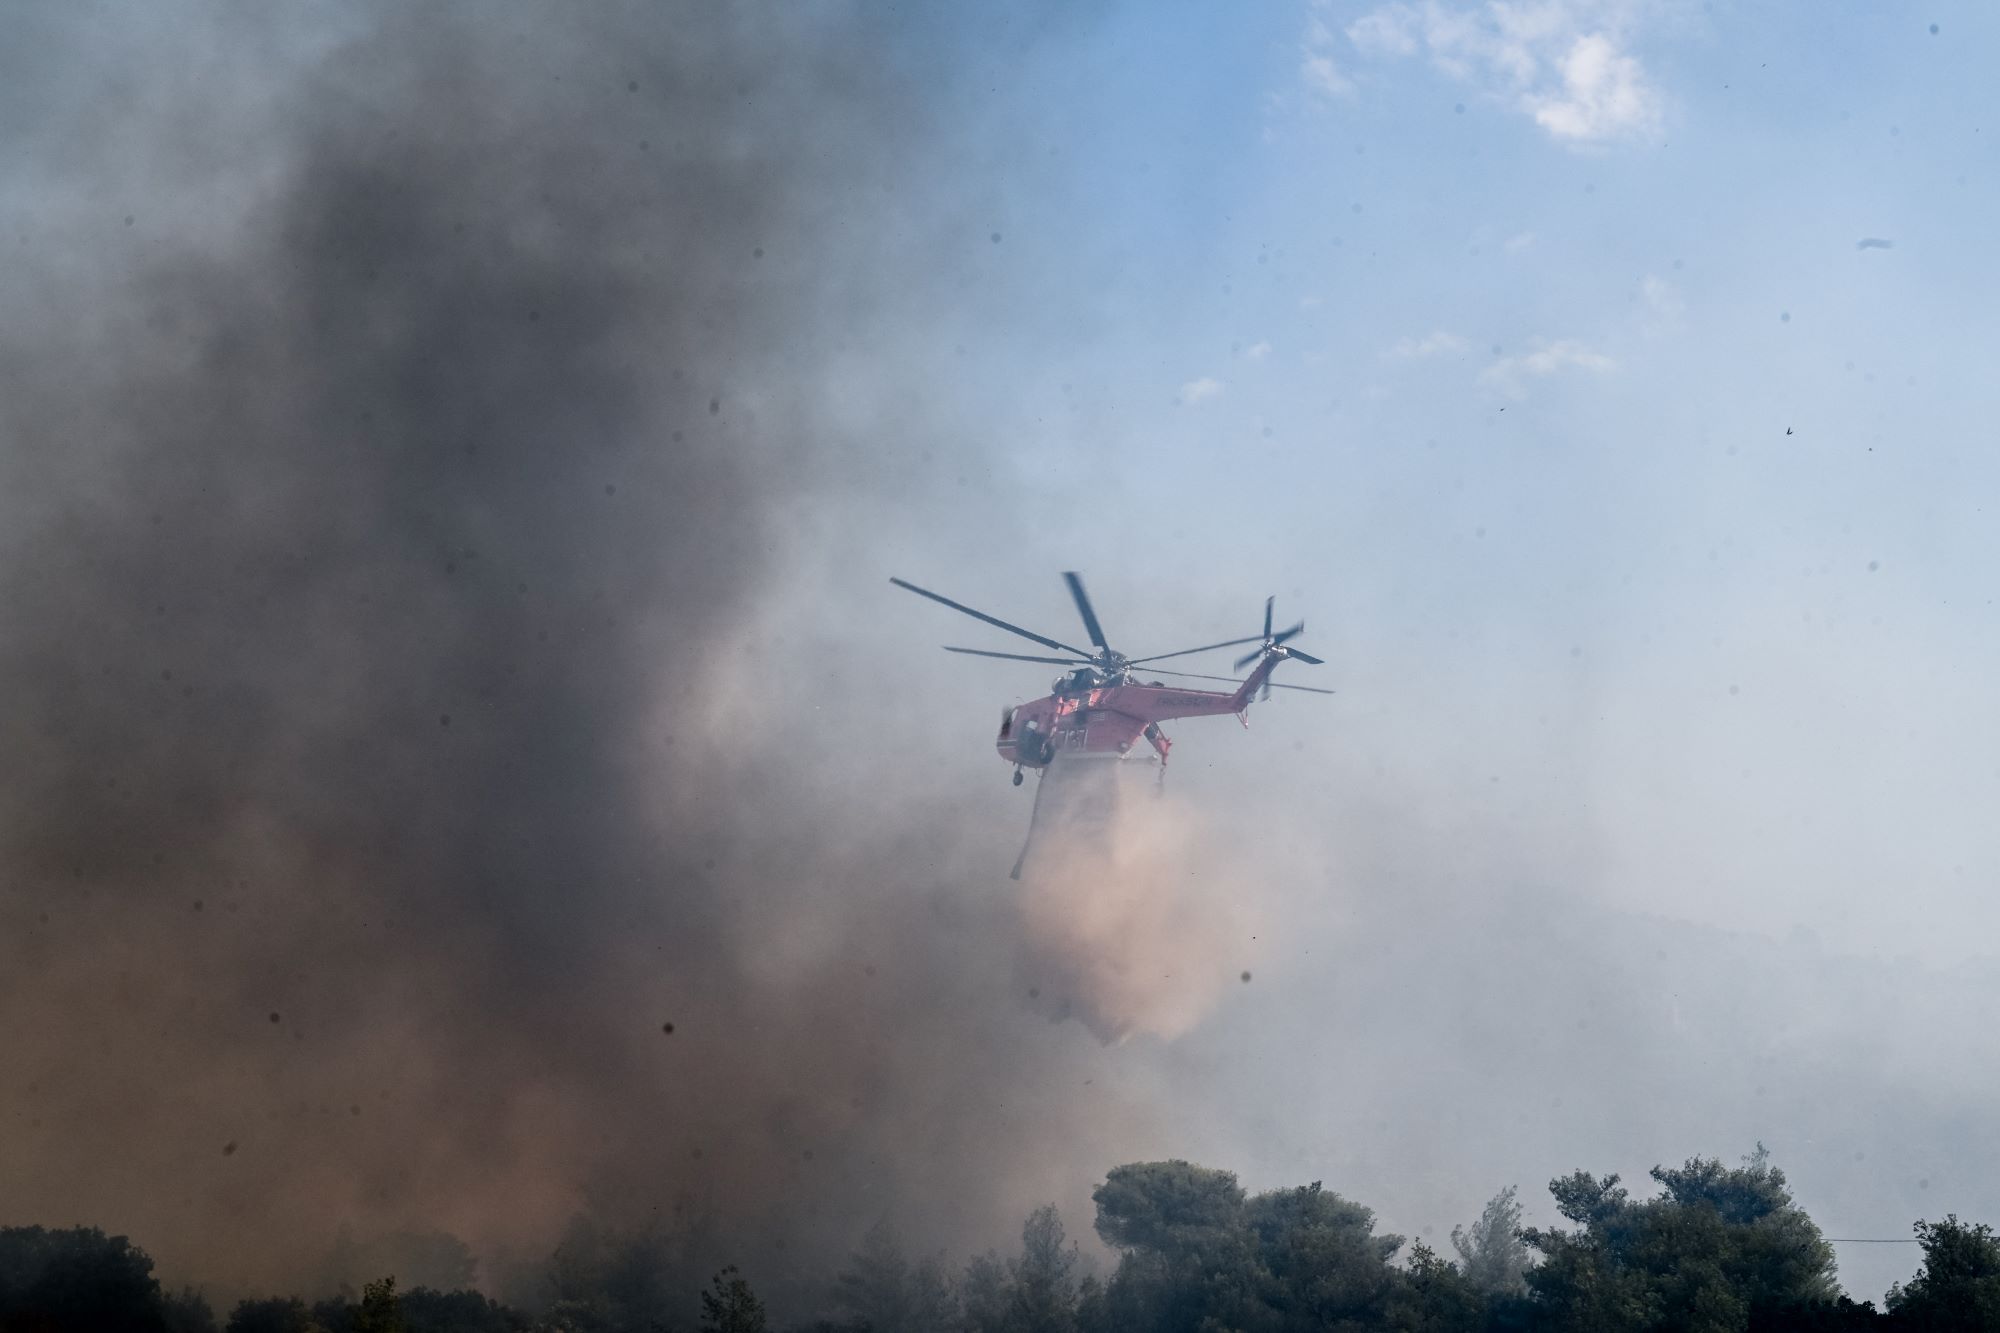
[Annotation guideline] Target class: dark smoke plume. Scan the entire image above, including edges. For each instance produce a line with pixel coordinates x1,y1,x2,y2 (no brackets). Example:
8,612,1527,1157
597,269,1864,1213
0,1,1144,1307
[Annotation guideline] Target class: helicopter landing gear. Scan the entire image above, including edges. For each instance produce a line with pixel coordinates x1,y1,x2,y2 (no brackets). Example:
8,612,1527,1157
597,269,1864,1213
1012,768,1025,787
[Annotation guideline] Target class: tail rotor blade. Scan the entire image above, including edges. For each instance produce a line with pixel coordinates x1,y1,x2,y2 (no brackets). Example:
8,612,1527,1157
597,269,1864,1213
1284,648,1325,665
1235,589,1316,668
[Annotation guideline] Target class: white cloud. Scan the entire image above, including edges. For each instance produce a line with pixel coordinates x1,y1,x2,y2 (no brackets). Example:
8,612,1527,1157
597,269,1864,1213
1348,5,1421,56
1639,273,1683,329
1240,340,1273,361
1302,52,1353,97
1504,230,1537,252
1530,32,1659,140
1300,1,1355,97
1390,330,1467,358
1479,338,1616,395
1177,376,1226,405
1342,1,1663,145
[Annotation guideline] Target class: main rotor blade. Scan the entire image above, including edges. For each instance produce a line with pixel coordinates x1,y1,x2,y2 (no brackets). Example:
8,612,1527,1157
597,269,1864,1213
1140,667,1336,695
943,646,1090,665
891,577,1092,657
1062,571,1109,652
1127,634,1267,665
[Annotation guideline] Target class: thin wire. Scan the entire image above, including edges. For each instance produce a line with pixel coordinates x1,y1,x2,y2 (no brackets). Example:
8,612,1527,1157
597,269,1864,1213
1823,1238,1918,1243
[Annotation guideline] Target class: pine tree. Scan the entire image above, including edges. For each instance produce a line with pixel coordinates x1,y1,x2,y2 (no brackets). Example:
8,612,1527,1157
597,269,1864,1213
699,1266,767,1333
1450,1185,1530,1296
1008,1206,1079,1333
353,1277,405,1333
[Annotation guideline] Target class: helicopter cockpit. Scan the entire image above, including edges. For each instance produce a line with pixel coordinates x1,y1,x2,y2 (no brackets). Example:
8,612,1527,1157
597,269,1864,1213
1054,665,1101,695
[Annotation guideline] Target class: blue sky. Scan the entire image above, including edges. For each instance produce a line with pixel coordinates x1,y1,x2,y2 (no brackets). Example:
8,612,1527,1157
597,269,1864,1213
864,0,2000,969
849,15,2000,1287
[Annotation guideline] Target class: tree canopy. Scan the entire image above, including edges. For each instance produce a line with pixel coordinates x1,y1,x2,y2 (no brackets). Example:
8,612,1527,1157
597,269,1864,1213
3,1146,1984,1332
0,1225,168,1333
1522,1147,1842,1333
1884,1215,2000,1331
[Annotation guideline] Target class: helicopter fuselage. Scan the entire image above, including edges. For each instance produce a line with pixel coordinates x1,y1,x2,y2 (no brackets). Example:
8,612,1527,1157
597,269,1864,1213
995,652,1284,771
888,570,1325,790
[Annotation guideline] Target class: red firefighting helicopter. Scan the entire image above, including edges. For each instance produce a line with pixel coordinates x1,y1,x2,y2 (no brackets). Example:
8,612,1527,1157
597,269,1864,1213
890,570,1332,784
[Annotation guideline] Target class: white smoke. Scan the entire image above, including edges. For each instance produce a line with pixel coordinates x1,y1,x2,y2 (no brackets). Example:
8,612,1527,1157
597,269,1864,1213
1015,760,1263,1043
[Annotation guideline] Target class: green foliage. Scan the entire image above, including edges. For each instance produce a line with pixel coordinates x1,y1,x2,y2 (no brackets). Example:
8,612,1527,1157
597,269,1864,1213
1247,1181,1405,1331
1093,1162,1252,1333
354,1277,406,1333
1006,1206,1079,1333
961,1251,1013,1333
829,1221,958,1333
0,1226,519,1333
18,1150,2000,1333
907,1254,959,1333
1451,1187,1530,1297
527,1298,608,1333
1522,1147,1839,1333
312,1295,354,1333
226,1296,321,1333
698,1266,766,1333
539,1218,684,1333
1092,1166,1409,1333
398,1287,527,1333
1884,1215,2000,1331
162,1286,222,1333
833,1220,914,1332
1747,1295,1884,1330
1384,1241,1486,1333
1092,1161,1246,1256
1071,1274,1108,1333
939,1208,1083,1333
0,1223,167,1332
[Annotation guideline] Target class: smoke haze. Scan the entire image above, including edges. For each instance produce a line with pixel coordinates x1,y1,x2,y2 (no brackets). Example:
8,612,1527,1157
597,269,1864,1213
0,0,1161,1305
8,0,2000,1317
1016,765,1264,1044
